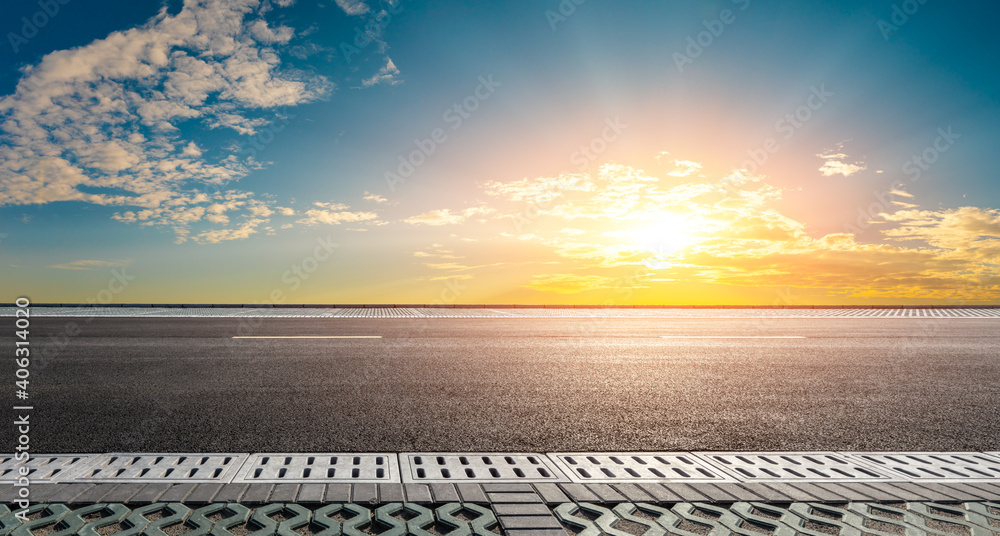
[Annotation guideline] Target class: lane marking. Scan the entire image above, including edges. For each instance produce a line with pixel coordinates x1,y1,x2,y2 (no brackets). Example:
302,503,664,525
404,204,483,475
232,336,382,339
661,336,807,339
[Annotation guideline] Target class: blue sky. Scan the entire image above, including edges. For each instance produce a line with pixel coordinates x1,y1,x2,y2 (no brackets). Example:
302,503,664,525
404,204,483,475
2,0,999,304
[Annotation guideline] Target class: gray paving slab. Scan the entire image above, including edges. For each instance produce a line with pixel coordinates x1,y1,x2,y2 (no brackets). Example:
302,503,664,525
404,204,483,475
325,484,352,503
158,483,197,502
95,484,145,503
428,483,459,503
885,482,959,501
26,484,65,502
241,483,274,503
660,483,710,501
44,483,97,504
557,483,600,502
685,483,739,502
456,483,489,504
269,483,301,502
740,482,795,502
708,482,765,501
297,483,326,503
940,482,1000,500
487,492,543,503
352,483,378,504
745,481,816,501
498,515,564,530
583,484,627,503
493,504,553,516
786,482,848,502
128,483,173,504
212,483,249,503
832,482,898,501
609,483,654,502
533,483,570,504
377,483,403,503
635,483,685,502
403,483,431,504
185,483,223,504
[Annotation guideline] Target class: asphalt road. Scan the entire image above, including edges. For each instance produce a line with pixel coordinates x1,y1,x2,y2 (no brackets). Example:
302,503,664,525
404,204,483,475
8,316,1000,453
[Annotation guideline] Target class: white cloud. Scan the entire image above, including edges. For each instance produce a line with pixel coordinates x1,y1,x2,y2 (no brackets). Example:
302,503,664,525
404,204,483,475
360,58,402,88
817,142,866,177
297,201,379,226
334,0,370,15
0,0,332,243
403,206,494,226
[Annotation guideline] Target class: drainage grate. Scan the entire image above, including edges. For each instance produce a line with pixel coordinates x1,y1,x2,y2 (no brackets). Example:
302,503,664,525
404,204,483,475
0,454,94,483
845,452,1000,481
65,453,248,483
398,453,566,483
695,452,893,481
232,454,397,483
549,453,730,483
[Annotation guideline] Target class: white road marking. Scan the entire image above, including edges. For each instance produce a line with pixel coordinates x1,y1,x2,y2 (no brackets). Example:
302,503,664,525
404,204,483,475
661,336,807,339
232,336,382,339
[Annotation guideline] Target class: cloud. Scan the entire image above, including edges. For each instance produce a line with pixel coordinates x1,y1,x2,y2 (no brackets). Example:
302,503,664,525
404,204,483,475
297,201,379,226
408,157,1000,300
334,0,370,15
0,0,332,242
360,58,402,88
404,206,494,226
817,142,866,177
363,191,388,203
48,259,130,270
524,273,620,294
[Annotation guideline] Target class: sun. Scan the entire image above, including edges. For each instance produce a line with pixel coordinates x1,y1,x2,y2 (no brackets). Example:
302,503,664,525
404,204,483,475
617,213,696,267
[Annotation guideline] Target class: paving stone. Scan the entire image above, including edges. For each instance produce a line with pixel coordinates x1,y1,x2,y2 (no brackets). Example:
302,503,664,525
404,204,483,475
533,483,570,504
885,482,959,501
212,483,249,503
685,483,739,502
297,483,326,503
786,482,849,503
323,484,351,503
456,483,489,504
499,515,564,530
128,483,173,504
635,483,684,503
352,483,378,504
493,504,552,516
269,483,301,502
428,483,459,503
736,483,796,502
487,492,542,503
96,483,145,503
186,483,223,504
377,484,403,503
558,483,599,502
940,482,1000,500
26,484,65,502
583,484,627,503
242,483,275,504
831,482,895,501
158,483,198,502
403,484,432,504
660,483,710,501
609,483,654,502
45,484,97,504
708,483,764,501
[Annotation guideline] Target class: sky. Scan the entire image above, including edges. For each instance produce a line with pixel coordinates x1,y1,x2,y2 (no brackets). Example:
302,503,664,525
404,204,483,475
1,0,999,305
